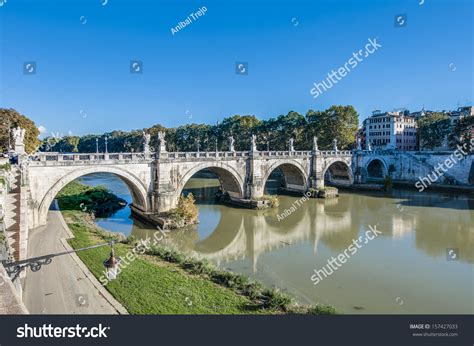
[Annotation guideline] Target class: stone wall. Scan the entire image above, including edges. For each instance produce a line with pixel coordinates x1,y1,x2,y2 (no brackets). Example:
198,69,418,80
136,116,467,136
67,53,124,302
0,168,11,262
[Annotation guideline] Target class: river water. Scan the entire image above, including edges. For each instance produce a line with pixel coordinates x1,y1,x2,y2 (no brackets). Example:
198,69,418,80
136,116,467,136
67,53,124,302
77,173,474,314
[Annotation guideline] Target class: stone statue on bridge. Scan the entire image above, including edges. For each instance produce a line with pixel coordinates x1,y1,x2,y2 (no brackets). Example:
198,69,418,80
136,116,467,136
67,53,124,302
289,138,294,152
143,131,151,153
157,131,167,153
313,136,319,152
12,126,26,155
228,136,235,152
333,138,338,152
250,134,258,152
356,136,362,151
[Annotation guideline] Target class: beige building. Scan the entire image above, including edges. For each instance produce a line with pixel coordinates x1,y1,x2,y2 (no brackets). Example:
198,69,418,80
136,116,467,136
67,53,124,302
363,110,417,150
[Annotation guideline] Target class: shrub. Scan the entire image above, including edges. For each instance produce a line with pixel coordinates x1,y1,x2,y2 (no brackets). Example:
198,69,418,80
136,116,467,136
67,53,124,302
261,288,293,311
383,176,393,191
170,193,199,224
256,195,280,208
307,304,338,315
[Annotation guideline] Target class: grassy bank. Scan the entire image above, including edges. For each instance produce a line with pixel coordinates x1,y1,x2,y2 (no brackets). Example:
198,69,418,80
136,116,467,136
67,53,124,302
58,180,336,314
57,181,127,218
64,211,336,315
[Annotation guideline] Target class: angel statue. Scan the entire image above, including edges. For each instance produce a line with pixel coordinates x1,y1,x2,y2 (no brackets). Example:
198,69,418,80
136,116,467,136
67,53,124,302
13,127,25,145
251,134,258,152
228,136,235,152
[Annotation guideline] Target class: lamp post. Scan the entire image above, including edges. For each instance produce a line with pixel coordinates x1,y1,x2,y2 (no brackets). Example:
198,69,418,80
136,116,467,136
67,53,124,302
1,241,119,282
103,242,120,280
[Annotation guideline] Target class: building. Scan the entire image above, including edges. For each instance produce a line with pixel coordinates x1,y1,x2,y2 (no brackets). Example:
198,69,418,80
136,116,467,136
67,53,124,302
363,110,417,151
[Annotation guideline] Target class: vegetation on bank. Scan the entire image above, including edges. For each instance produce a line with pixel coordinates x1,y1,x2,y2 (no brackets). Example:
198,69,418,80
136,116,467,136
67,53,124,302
167,193,199,227
256,195,280,208
56,181,127,218
65,211,335,314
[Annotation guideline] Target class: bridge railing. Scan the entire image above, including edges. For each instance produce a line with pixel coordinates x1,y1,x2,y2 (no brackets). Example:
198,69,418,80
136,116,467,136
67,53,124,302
318,150,352,156
163,151,249,159
252,150,312,158
28,152,152,165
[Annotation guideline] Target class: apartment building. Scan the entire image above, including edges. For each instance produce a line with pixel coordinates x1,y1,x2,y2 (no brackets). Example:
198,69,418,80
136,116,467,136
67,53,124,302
363,110,417,150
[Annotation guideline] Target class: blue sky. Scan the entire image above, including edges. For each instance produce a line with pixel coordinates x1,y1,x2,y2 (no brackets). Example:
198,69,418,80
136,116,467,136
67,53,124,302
0,0,472,136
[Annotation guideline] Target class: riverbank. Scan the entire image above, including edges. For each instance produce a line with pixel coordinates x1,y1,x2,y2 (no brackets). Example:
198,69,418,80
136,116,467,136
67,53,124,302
63,210,336,314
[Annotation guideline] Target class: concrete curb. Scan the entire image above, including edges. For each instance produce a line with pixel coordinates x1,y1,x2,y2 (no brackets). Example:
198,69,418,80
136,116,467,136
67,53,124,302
54,202,128,315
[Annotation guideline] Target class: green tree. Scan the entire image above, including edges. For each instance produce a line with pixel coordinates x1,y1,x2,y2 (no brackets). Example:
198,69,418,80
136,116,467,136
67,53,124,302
417,113,451,150
449,116,474,152
306,105,359,149
0,108,40,153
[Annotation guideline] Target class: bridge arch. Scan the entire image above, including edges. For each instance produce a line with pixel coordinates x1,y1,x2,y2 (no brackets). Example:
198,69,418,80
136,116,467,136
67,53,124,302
366,157,388,179
37,166,150,226
262,160,309,193
323,159,353,186
176,162,245,200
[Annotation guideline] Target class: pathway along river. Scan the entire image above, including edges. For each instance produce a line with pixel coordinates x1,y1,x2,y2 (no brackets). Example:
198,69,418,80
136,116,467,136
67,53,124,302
77,172,474,314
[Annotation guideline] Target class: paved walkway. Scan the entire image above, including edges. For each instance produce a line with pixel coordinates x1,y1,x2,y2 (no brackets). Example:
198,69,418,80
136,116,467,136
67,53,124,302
23,203,122,314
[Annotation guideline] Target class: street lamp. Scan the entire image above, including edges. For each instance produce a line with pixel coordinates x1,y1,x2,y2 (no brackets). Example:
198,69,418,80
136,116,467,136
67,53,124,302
1,241,119,282
103,242,120,281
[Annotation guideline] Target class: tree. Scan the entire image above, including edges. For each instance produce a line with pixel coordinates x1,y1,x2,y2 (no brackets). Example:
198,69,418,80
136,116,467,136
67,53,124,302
417,113,451,150
0,108,40,153
306,105,359,149
449,116,474,152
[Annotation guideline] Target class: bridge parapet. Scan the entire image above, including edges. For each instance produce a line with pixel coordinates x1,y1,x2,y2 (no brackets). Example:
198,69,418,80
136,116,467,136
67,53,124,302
251,150,312,158
162,151,249,161
318,150,352,157
28,152,153,166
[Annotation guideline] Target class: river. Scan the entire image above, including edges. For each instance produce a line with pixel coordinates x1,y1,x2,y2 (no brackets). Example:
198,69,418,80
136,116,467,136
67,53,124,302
77,172,474,314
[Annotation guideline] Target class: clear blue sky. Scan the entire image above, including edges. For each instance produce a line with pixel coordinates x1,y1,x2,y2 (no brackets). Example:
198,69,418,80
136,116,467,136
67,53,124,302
0,0,472,136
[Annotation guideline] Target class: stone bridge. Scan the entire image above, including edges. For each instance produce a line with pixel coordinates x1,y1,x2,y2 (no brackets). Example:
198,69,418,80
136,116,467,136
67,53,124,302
25,148,353,229
24,146,474,232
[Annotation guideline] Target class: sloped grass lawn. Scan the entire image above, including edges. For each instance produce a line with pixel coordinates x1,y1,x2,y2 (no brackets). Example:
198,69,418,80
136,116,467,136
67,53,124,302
65,211,268,314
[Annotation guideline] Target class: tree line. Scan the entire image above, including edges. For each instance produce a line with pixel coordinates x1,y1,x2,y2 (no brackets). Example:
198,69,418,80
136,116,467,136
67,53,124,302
417,112,473,151
37,105,360,153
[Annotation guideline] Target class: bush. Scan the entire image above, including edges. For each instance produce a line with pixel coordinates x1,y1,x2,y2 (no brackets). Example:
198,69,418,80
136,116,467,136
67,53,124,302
170,193,198,224
307,304,338,315
383,176,393,191
261,288,293,311
256,195,280,208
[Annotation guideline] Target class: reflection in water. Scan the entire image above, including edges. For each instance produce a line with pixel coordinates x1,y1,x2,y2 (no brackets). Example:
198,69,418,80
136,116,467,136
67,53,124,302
78,173,474,314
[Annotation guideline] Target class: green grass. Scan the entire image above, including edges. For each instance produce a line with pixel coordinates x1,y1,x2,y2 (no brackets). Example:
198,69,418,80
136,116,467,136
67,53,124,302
65,211,273,314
